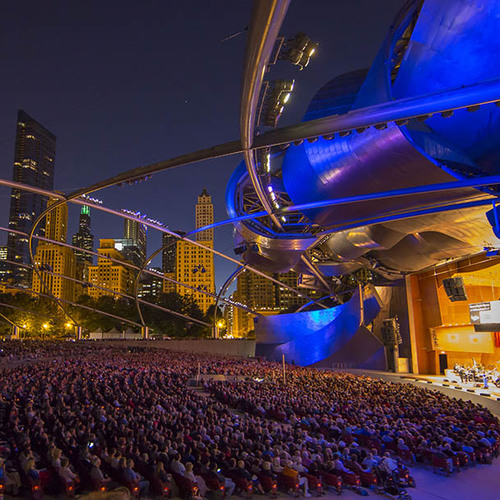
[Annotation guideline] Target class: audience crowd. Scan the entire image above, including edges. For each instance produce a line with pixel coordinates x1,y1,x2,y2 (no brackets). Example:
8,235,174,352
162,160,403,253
0,340,498,498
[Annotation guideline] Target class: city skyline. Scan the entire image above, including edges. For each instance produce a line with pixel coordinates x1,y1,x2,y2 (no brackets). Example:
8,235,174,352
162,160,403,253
0,1,405,292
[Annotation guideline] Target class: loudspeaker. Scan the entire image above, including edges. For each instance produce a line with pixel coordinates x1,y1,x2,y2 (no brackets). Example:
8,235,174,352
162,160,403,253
442,277,467,302
233,245,246,255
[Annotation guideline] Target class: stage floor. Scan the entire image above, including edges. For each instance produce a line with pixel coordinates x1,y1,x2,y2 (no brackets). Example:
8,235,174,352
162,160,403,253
397,371,500,401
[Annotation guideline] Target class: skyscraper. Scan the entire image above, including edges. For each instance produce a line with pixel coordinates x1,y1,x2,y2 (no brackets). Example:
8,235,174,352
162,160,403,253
195,188,214,242
162,231,186,294
162,233,178,274
7,110,56,286
176,189,215,313
32,199,76,302
0,246,8,282
72,205,94,264
232,269,307,337
138,267,164,302
116,211,147,267
87,239,134,299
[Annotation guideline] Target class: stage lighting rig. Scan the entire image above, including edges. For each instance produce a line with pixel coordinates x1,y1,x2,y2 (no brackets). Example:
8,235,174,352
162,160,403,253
279,33,318,70
257,148,272,174
258,79,295,128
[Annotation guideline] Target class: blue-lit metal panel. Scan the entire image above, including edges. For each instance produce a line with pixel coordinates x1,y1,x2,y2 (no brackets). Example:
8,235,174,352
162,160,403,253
281,124,484,226
227,0,500,283
281,0,500,227
255,286,385,368
393,0,500,179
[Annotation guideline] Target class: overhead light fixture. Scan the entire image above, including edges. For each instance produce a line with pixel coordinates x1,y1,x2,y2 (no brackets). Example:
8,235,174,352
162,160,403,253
279,33,318,70
259,80,295,128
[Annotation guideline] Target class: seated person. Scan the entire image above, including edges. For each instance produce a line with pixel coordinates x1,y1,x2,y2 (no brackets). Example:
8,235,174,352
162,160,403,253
184,462,207,497
90,456,119,490
122,458,150,496
282,460,311,497
236,460,264,495
59,457,80,486
24,457,40,482
207,461,235,497
379,453,399,475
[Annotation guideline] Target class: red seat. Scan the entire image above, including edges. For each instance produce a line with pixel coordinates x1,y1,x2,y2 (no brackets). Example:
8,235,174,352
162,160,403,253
151,477,171,497
318,471,342,495
225,472,252,498
124,480,140,498
302,472,323,495
432,455,452,476
61,478,76,497
255,473,277,496
347,463,378,490
29,478,43,500
91,478,107,492
334,468,360,488
200,473,225,496
172,472,198,499
277,473,300,496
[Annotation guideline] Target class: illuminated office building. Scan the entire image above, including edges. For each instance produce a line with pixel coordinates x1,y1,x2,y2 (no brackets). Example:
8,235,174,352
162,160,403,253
233,269,306,337
72,205,94,264
6,110,56,286
32,199,76,302
176,190,215,313
0,246,8,282
87,239,134,299
195,188,214,242
118,213,147,267
162,232,184,294
162,233,178,273
138,267,164,302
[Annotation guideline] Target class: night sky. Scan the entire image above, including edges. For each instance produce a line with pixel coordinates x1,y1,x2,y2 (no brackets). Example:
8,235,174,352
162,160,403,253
0,0,403,292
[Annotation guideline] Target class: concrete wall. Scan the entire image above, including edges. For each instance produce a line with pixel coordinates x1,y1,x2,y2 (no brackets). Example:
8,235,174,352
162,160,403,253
98,339,256,357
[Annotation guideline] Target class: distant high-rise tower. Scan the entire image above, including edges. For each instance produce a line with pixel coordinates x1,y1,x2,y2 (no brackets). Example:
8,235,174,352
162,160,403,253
162,232,184,294
7,110,56,286
124,216,147,257
116,211,147,267
72,205,94,264
87,239,134,299
32,199,76,302
232,270,307,337
176,189,215,313
195,188,214,242
162,233,178,274
0,246,8,282
138,267,164,302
